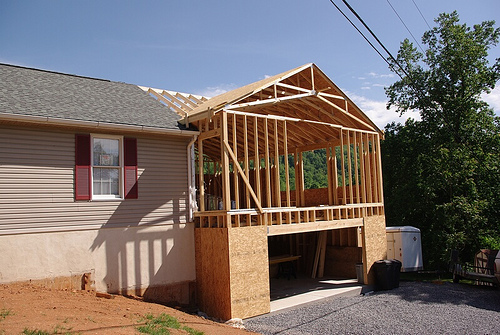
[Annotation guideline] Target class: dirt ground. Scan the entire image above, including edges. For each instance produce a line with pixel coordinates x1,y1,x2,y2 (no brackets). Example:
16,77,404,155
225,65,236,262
0,283,257,334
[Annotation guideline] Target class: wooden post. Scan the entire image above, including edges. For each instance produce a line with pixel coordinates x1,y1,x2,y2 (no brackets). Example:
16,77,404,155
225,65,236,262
232,113,239,210
283,121,291,207
326,145,333,206
198,139,205,212
333,151,339,205
294,150,300,207
354,132,360,204
371,134,378,203
221,111,231,215
376,134,384,204
274,119,281,208
254,116,261,207
359,133,366,204
364,133,373,204
340,129,347,205
243,115,250,209
264,118,272,208
347,130,353,205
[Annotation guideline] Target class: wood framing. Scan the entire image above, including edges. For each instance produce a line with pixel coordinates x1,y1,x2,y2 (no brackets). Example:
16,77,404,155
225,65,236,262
167,63,388,320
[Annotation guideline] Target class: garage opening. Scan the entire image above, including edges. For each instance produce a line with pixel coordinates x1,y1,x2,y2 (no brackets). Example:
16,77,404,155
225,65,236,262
268,227,364,310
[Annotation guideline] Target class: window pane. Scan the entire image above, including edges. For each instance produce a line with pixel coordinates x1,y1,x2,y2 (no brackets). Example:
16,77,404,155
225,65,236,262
93,138,119,166
93,168,119,196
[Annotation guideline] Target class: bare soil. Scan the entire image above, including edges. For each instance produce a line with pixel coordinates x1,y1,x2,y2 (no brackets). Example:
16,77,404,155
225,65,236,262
0,283,257,334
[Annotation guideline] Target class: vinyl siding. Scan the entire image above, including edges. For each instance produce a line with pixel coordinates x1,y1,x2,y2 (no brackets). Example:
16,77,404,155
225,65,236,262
0,125,191,235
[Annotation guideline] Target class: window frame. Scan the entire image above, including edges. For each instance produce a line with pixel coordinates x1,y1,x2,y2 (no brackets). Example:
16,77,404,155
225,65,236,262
91,134,124,200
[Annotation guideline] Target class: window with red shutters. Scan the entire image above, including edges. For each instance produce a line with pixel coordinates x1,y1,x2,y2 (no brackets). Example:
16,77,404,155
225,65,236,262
75,134,138,200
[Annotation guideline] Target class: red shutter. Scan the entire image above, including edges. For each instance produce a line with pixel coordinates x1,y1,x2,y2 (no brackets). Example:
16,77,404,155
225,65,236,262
124,137,138,199
75,134,91,200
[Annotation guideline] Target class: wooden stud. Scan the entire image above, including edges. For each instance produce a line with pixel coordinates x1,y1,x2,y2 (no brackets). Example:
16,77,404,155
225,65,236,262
264,118,272,208
274,119,281,208
284,121,291,208
233,113,240,210
340,129,347,205
347,130,354,205
221,111,231,214
327,145,333,206
243,116,250,209
376,134,384,204
354,132,360,204
198,139,205,212
254,116,261,207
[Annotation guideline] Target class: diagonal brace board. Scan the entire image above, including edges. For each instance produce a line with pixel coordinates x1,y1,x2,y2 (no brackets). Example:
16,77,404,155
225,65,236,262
223,141,264,214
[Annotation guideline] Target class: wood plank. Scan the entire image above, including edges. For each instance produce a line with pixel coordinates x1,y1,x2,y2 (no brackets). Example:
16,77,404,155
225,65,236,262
232,113,239,210
198,139,205,212
244,116,250,209
264,118,272,207
254,116,261,205
221,111,231,213
273,119,281,208
283,121,291,207
354,132,360,204
340,129,347,205
347,130,353,204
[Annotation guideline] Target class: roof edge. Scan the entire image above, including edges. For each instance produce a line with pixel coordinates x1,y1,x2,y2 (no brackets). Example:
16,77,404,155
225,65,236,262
0,112,199,136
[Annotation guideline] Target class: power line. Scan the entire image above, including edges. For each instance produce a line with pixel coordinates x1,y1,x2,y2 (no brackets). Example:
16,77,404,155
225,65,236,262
326,0,394,72
386,0,425,53
411,0,432,30
337,0,409,78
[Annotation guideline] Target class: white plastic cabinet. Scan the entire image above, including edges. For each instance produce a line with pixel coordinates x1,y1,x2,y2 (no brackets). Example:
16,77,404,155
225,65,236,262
386,226,423,272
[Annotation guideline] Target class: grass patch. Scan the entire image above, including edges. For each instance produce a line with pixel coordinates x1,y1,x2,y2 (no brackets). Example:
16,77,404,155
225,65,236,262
21,324,76,335
137,313,203,335
0,309,11,321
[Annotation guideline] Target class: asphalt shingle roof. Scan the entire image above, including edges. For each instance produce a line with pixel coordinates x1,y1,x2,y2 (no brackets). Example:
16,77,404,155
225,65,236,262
0,64,182,130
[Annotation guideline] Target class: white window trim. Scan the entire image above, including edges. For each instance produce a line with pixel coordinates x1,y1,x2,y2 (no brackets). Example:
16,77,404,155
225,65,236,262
91,134,124,200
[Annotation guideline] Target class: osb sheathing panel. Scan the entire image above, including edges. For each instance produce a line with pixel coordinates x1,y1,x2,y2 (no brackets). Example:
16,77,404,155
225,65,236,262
362,215,387,285
324,246,362,278
228,225,270,319
195,228,232,319
195,226,270,320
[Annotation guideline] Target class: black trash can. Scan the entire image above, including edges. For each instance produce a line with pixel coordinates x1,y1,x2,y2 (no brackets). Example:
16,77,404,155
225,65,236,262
390,259,402,288
374,260,393,290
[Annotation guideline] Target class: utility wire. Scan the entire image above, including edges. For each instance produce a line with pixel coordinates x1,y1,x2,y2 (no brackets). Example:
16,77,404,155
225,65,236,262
327,0,402,79
411,0,432,30
386,0,425,53
338,0,409,78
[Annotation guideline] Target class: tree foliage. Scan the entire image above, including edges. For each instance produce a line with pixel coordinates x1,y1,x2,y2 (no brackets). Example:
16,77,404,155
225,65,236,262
382,12,500,268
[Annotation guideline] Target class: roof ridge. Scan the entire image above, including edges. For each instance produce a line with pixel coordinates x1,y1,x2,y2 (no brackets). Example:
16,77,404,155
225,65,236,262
0,63,111,83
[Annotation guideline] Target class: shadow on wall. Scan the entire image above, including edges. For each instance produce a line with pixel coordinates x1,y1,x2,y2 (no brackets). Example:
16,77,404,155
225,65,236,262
89,164,195,305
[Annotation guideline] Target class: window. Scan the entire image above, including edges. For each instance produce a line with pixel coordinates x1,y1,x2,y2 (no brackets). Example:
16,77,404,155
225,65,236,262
92,137,121,199
75,134,138,201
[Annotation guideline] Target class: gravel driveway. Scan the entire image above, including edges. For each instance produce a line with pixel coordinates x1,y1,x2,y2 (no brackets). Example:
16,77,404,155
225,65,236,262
245,281,500,335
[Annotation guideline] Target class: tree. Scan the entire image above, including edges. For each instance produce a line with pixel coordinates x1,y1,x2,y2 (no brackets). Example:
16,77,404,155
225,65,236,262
382,11,500,269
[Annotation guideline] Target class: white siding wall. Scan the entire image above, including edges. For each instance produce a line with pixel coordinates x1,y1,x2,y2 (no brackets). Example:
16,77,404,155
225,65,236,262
0,125,196,292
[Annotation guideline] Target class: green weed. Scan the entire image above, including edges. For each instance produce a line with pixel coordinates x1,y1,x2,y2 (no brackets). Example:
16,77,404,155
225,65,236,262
137,313,204,335
0,309,11,321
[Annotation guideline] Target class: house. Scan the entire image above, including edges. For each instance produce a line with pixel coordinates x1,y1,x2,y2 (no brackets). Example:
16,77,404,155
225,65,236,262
0,63,200,305
0,63,388,320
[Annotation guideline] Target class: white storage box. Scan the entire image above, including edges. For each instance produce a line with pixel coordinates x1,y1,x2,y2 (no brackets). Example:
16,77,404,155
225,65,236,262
386,226,423,272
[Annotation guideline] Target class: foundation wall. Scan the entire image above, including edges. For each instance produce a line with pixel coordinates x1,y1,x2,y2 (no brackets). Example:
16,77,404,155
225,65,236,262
0,225,196,305
195,226,270,320
195,228,232,319
228,226,270,319
362,215,388,285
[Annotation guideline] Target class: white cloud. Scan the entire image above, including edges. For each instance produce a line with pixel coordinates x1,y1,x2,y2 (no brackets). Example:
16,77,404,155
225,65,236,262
195,83,238,98
482,85,500,116
346,91,421,129
367,72,395,79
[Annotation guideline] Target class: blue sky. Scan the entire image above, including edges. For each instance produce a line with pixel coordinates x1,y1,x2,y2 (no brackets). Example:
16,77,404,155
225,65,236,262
1,0,499,128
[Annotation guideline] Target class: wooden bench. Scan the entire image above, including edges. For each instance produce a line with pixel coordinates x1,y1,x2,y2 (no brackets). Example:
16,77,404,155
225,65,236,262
269,255,301,279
